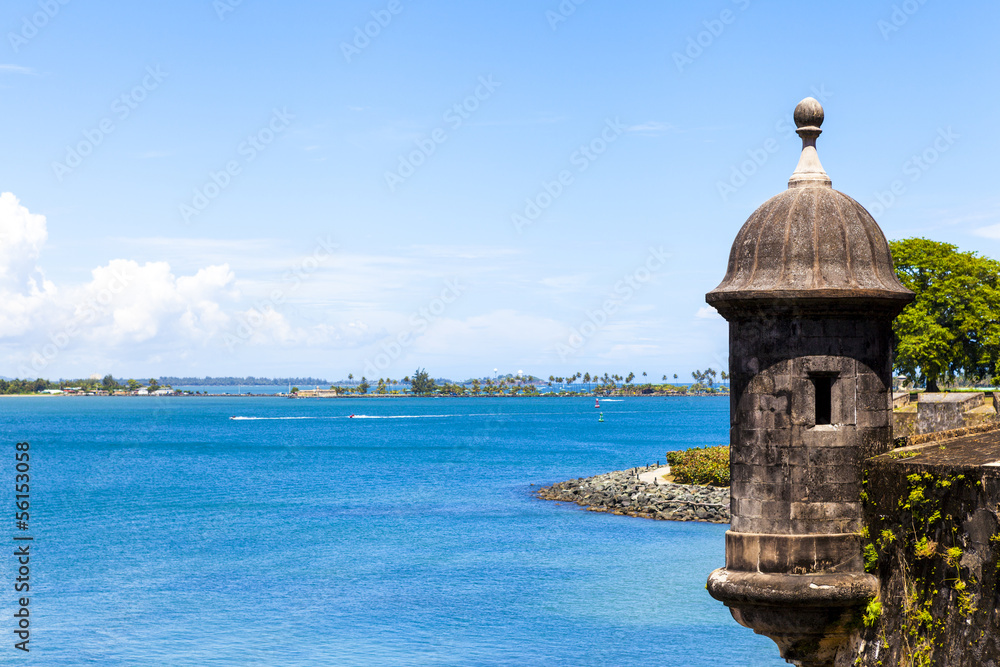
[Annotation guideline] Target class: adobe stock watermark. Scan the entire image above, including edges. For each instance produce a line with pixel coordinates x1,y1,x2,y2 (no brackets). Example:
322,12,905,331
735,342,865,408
511,118,626,233
222,236,337,350
179,108,294,224
867,127,958,217
51,66,168,182
878,0,929,40
18,266,133,377
341,0,405,63
8,0,71,53
546,0,586,31
384,75,501,192
213,0,244,21
555,246,668,360
716,85,833,201
673,0,751,73
363,278,466,376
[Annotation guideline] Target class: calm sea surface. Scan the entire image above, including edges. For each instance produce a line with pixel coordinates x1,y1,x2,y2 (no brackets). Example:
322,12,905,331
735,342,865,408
0,396,783,666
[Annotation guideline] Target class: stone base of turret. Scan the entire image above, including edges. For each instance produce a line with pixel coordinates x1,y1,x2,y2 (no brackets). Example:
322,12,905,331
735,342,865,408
707,568,878,667
725,531,865,574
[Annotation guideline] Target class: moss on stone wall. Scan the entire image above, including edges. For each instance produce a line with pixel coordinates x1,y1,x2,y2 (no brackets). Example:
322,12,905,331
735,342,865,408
845,462,1000,667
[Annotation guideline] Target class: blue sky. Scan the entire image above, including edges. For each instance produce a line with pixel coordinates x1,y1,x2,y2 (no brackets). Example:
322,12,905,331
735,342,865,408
1,0,998,381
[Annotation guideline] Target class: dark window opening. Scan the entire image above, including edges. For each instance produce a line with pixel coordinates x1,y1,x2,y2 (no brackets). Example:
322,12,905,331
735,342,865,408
813,376,833,425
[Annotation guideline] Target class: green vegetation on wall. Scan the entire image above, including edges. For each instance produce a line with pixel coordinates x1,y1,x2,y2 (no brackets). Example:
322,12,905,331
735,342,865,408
859,468,999,666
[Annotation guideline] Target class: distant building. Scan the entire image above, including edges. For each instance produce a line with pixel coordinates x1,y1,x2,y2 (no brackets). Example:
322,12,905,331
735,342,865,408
294,388,339,398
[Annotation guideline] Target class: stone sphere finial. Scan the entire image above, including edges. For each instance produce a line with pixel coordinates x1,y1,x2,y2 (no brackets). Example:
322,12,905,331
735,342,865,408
788,97,830,188
793,97,824,132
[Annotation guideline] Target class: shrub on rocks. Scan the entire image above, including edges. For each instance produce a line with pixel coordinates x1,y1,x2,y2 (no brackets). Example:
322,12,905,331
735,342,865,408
666,445,730,487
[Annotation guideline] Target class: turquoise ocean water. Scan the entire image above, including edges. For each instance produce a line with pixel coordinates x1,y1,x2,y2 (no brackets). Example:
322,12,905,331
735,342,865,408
0,396,784,666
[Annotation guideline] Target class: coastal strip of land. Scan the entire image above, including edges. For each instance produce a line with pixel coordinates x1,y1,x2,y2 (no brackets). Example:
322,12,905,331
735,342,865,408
535,464,730,523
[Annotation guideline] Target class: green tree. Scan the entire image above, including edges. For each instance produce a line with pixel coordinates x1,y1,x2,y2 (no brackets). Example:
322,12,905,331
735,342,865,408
411,368,436,395
376,378,387,395
357,377,370,395
127,379,140,392
102,374,117,391
890,238,1000,391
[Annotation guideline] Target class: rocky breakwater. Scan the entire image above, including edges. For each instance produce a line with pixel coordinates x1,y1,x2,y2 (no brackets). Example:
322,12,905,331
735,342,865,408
535,463,730,523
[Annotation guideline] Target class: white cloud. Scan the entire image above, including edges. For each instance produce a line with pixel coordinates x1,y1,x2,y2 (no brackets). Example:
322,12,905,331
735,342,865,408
627,121,678,136
973,223,1000,240
73,260,239,345
0,193,57,338
0,65,35,75
0,195,438,378
0,193,48,287
0,194,349,376
695,306,722,320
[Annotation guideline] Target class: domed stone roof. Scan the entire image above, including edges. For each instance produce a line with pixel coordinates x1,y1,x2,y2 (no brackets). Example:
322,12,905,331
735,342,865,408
706,98,913,314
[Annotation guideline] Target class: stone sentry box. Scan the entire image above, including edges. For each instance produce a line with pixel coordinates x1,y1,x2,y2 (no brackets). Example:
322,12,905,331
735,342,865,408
706,98,914,667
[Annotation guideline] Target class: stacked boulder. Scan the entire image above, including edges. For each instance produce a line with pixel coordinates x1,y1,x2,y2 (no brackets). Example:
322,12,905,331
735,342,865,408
536,464,729,523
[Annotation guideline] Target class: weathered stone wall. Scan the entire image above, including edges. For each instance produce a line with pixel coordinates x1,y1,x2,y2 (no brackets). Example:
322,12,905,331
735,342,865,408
893,408,918,438
894,393,998,438
842,453,1000,666
916,393,984,434
727,314,895,573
